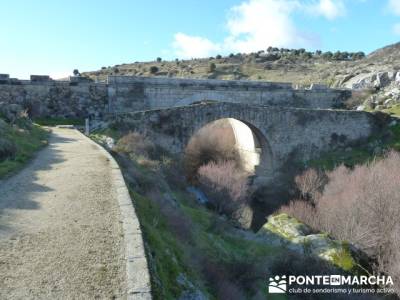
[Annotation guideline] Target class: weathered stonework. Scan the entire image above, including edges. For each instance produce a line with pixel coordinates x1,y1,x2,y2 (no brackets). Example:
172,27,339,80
112,102,381,189
107,76,350,112
0,75,350,119
0,81,108,118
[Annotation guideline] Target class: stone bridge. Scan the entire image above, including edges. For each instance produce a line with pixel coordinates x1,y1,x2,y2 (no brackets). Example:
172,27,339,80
0,75,350,119
112,102,383,190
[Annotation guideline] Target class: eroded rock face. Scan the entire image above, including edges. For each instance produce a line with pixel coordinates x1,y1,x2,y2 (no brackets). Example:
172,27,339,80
257,213,359,271
345,71,400,90
344,70,400,112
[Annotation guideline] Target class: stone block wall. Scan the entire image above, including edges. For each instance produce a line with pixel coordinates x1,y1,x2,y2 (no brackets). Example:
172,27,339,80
107,76,350,112
0,80,108,119
0,75,351,119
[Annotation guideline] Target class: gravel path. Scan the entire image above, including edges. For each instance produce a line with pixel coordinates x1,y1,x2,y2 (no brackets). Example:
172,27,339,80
0,128,126,299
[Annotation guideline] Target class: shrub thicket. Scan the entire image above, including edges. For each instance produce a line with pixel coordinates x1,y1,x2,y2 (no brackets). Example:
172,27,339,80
280,151,400,293
198,160,249,215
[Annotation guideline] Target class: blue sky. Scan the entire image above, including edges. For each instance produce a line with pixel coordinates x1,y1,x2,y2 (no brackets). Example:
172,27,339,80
1,0,400,79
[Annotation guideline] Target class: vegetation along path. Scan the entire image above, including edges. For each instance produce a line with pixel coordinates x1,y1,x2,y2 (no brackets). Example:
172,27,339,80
0,128,128,299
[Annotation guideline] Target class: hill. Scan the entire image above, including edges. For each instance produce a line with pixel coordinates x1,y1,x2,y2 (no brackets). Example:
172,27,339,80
82,48,367,86
82,43,399,88
82,43,400,116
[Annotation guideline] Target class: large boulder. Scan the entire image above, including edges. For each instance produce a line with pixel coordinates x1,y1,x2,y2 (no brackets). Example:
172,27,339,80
349,73,377,89
232,204,253,230
375,72,394,88
257,213,360,271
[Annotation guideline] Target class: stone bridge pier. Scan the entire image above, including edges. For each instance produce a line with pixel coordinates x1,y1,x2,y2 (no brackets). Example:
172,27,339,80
111,102,384,192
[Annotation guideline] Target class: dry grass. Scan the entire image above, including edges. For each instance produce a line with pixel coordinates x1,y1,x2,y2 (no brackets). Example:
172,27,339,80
114,131,155,158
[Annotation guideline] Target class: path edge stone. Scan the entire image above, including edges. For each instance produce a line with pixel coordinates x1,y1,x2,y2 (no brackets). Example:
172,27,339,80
78,130,152,300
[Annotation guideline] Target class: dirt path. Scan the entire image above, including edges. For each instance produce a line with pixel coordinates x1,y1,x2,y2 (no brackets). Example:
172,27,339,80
0,128,126,299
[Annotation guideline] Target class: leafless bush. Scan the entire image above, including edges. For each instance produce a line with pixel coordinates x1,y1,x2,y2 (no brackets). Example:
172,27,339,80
279,200,318,229
294,168,326,202
184,121,241,181
198,160,250,222
282,151,400,292
114,131,155,158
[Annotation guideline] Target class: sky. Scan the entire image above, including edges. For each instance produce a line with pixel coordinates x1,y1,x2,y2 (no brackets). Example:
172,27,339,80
1,0,400,79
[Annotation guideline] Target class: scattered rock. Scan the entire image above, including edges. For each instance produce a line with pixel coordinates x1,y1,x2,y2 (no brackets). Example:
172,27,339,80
104,137,115,150
232,204,253,230
384,98,394,106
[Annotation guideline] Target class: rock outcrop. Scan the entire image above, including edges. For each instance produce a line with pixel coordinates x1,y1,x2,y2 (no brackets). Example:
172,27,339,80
257,213,361,272
340,70,400,113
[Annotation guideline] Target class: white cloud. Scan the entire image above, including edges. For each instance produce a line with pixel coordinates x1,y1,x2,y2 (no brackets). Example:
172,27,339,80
311,0,346,20
393,23,400,35
172,0,346,58
172,33,221,59
388,0,400,16
223,0,314,53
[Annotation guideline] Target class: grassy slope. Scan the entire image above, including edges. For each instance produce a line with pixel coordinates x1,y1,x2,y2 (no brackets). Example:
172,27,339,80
33,117,84,126
0,121,49,178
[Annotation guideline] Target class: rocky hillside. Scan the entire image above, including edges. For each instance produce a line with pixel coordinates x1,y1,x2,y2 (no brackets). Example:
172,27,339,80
82,48,367,86
82,43,398,88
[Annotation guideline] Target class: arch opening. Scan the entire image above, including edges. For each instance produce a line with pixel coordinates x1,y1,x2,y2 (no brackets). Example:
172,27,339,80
184,118,271,181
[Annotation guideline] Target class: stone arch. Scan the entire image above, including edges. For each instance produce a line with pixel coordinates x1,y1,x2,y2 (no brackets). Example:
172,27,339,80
184,116,274,178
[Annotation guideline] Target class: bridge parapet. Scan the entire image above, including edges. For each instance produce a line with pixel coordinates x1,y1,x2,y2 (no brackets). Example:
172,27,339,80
0,74,350,119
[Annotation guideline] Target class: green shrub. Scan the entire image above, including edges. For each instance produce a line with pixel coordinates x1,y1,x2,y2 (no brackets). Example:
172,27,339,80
209,62,216,72
150,66,159,74
0,138,16,161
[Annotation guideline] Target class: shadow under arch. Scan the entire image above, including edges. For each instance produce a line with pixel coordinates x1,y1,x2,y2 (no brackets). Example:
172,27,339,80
184,116,274,181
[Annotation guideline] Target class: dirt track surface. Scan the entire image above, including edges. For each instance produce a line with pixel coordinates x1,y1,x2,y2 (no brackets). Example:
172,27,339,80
0,128,126,299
